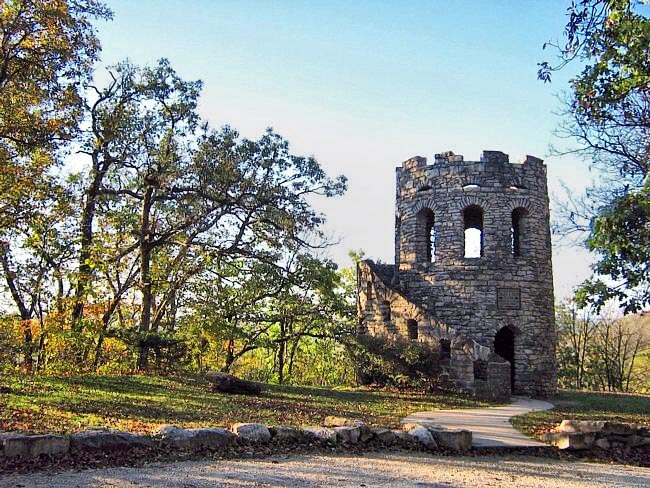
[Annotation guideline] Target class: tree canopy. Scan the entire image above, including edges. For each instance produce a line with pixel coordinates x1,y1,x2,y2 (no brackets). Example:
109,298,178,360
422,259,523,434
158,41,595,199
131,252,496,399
0,2,353,379
543,1,650,309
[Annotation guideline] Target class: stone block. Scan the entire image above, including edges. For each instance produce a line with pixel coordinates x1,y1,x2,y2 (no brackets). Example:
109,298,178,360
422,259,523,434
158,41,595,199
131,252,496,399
557,420,602,433
544,432,595,450
1,433,69,458
270,426,307,441
593,438,610,449
70,429,153,452
637,426,650,437
601,422,635,436
156,426,236,450
370,428,396,445
231,423,271,443
392,430,414,445
358,424,374,442
408,426,437,449
323,416,365,428
304,427,338,443
625,435,650,447
557,420,634,436
334,426,360,444
428,428,472,451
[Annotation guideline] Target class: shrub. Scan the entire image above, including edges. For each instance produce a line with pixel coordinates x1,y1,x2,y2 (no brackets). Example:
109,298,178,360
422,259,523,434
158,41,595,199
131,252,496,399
349,334,444,389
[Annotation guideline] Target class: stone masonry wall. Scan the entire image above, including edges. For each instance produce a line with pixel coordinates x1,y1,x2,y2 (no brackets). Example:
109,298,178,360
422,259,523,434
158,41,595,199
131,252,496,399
358,150,557,397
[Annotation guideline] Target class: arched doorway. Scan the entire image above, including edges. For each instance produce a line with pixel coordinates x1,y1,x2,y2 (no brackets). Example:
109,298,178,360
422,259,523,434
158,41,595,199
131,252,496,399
494,326,515,391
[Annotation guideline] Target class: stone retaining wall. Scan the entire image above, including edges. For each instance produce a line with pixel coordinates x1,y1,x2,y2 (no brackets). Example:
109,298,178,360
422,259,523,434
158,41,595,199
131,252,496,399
0,417,473,463
544,420,650,451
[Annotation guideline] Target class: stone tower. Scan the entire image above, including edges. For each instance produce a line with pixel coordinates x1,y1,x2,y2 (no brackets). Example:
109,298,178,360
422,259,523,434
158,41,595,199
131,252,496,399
357,150,556,397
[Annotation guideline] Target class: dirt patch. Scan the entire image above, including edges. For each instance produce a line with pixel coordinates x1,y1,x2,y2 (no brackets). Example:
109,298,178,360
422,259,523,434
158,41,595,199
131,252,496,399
1,452,648,488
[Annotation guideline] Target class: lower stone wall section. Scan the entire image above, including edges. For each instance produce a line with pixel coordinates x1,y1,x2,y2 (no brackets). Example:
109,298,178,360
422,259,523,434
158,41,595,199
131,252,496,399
544,420,650,451
473,361,511,402
0,416,475,465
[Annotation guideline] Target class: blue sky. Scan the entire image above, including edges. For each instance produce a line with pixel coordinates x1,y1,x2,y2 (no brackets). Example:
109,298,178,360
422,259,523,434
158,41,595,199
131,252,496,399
94,0,595,300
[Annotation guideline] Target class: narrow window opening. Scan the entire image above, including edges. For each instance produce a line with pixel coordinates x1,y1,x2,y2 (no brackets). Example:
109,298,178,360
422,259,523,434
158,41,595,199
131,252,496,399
407,319,418,340
463,205,484,258
366,281,373,300
416,208,436,263
382,300,391,321
358,317,367,334
439,339,451,360
511,207,528,257
418,185,432,192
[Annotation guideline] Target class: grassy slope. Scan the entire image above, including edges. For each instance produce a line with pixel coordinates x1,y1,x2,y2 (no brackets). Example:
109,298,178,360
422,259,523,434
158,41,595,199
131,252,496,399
0,374,490,434
512,390,650,439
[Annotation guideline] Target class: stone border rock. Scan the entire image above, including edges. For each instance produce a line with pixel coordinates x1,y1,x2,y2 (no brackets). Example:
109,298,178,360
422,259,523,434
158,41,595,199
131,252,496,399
0,416,473,464
13,417,643,466
544,420,650,451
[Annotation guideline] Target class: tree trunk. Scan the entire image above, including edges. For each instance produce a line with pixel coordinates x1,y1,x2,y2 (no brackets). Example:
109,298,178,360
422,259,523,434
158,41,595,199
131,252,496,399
137,185,154,371
223,335,236,373
71,155,106,333
277,319,286,384
1,242,33,372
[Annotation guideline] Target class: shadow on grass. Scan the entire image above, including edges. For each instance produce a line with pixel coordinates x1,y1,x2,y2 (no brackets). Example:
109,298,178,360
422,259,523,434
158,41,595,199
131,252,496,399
1,373,493,433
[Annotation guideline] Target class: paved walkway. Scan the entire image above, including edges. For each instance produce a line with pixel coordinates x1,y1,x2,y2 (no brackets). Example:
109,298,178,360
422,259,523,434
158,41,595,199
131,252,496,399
402,396,554,447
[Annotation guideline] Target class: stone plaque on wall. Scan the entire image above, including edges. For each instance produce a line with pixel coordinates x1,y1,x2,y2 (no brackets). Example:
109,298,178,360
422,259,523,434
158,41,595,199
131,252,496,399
497,287,521,310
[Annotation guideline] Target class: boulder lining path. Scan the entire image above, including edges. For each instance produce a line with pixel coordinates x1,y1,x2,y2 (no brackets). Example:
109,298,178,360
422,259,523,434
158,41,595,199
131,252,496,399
402,396,554,447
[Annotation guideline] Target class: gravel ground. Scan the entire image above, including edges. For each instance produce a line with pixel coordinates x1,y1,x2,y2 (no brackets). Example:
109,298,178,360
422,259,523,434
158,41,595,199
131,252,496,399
1,452,648,488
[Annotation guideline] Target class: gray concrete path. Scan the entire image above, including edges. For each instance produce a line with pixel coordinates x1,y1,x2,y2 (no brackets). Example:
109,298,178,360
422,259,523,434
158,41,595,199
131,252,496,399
402,396,554,447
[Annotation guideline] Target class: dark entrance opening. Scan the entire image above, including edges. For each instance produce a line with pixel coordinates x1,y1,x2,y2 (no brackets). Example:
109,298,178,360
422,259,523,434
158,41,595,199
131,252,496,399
406,319,418,340
494,327,515,391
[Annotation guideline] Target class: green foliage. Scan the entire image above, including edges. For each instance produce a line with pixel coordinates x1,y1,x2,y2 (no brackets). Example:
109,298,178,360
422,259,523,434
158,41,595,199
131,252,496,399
543,1,650,309
0,3,356,387
540,1,650,113
576,183,650,312
350,335,444,390
0,0,111,230
108,329,189,373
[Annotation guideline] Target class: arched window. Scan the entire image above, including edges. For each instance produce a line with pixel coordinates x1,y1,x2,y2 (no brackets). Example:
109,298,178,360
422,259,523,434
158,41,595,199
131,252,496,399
407,319,418,340
416,208,436,262
463,205,483,258
511,207,528,257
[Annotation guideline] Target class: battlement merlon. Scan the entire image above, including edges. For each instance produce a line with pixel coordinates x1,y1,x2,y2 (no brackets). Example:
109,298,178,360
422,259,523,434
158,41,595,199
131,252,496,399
397,151,546,173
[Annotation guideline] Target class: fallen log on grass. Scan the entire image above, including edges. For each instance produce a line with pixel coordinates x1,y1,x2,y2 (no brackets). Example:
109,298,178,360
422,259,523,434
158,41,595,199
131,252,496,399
205,371,262,395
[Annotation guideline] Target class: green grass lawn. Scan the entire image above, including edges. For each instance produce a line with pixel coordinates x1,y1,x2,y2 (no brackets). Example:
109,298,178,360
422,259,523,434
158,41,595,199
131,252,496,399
512,389,650,439
0,374,491,434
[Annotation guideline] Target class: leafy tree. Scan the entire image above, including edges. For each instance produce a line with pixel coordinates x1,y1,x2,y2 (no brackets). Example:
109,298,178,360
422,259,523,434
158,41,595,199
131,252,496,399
555,301,648,391
542,1,650,308
575,183,650,311
71,59,201,341
556,300,599,388
0,0,111,229
0,179,76,372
